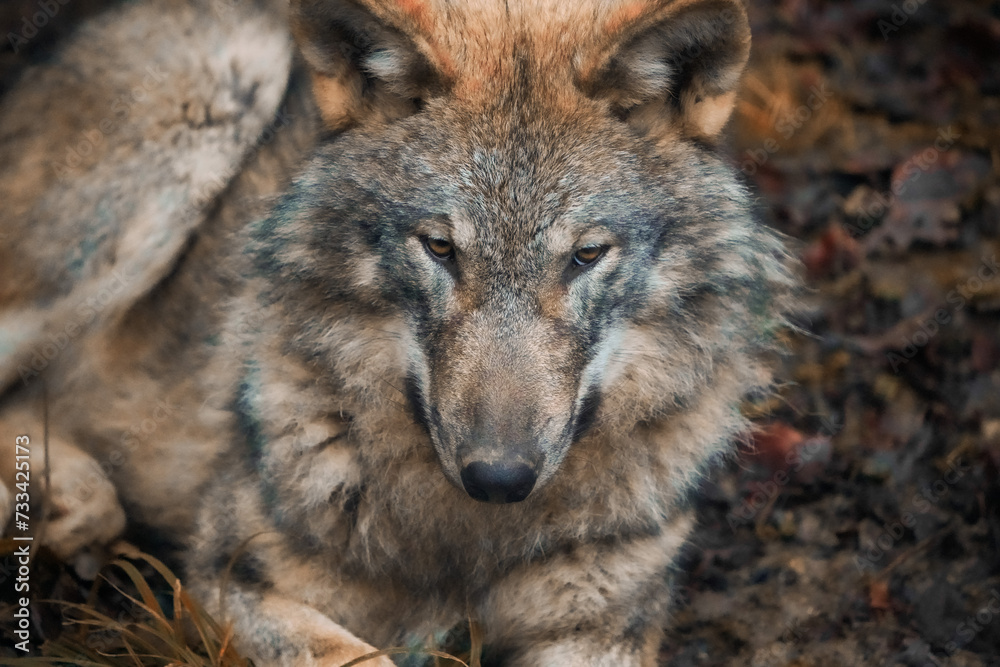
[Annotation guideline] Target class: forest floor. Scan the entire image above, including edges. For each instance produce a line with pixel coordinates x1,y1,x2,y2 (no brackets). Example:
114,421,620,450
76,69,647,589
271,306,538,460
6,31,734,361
662,1,1000,665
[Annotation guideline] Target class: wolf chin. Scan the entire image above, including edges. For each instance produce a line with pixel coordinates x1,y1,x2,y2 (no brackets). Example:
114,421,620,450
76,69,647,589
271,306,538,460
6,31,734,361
0,0,796,664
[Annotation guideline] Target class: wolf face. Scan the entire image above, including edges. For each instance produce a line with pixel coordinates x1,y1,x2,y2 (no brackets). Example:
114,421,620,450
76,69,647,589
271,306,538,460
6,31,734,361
251,31,775,507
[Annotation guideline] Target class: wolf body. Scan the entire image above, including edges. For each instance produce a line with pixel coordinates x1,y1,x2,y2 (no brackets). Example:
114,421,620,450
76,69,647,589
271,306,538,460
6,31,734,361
0,0,795,665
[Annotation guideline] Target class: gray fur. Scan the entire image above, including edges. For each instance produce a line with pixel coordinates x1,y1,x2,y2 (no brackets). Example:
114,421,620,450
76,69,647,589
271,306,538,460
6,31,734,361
0,1,797,665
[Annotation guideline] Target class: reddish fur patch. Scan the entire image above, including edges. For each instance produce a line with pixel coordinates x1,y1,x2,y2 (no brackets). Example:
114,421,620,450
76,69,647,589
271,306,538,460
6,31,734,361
576,2,651,87
577,2,651,90
604,1,646,35
394,0,434,35
388,0,458,81
428,41,458,81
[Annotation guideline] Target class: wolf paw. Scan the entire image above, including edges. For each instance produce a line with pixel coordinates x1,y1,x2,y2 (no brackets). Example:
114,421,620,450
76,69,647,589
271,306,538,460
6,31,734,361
315,651,395,667
2,440,127,560
40,449,127,559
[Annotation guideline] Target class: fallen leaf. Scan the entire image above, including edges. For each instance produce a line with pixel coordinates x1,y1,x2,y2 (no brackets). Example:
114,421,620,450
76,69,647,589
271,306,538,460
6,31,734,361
863,150,992,254
868,580,891,611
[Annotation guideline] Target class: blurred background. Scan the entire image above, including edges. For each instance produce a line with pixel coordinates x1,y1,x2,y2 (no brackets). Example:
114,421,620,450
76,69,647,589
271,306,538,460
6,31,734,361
668,1,1000,665
2,0,1000,665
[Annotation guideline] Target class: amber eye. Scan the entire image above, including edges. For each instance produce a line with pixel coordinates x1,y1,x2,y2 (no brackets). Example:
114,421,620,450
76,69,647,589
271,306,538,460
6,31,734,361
572,245,605,267
424,237,454,260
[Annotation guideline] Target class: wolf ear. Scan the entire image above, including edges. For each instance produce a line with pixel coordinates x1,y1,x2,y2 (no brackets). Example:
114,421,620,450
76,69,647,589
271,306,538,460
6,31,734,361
581,0,751,141
290,0,450,130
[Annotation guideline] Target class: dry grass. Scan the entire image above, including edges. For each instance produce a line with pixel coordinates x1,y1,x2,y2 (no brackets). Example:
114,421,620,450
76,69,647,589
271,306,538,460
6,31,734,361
13,552,249,667
6,550,477,667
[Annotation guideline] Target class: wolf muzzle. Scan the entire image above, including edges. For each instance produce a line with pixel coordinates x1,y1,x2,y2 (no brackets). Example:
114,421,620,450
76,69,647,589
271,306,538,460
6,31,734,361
459,459,537,503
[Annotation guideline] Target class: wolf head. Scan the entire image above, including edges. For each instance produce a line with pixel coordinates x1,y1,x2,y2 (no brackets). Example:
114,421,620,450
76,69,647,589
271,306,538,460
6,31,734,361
253,0,791,504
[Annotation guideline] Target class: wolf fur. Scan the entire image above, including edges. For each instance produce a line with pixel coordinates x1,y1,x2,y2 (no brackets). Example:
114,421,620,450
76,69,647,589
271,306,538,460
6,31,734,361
0,0,796,665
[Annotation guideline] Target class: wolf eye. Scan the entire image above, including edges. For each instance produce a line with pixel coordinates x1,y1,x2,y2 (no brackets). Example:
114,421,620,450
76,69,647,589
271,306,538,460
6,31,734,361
424,237,454,261
571,245,605,267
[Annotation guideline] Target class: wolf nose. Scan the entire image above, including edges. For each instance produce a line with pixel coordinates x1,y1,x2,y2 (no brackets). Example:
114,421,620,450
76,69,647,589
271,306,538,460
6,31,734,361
460,461,537,503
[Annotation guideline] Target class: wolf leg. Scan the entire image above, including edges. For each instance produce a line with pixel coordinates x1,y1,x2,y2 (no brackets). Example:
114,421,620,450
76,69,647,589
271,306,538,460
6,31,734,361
186,474,399,667
478,513,695,667
202,588,396,667
0,405,126,559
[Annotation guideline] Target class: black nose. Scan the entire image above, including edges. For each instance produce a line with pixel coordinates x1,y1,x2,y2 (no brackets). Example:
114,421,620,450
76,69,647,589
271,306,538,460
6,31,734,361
460,461,537,503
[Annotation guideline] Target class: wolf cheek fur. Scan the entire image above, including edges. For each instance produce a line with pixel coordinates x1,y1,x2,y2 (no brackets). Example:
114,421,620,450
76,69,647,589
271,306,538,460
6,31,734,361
185,1,797,665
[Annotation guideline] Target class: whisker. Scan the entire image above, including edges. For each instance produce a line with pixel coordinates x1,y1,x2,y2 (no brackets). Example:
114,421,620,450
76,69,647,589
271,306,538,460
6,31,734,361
378,375,406,398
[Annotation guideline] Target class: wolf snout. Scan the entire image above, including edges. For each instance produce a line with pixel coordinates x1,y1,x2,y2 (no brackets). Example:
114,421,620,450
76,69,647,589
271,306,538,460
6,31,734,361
459,459,538,503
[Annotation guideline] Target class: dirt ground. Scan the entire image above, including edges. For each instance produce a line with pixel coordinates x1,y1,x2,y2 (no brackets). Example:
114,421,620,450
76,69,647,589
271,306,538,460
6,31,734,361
1,1,999,666
662,1,1000,665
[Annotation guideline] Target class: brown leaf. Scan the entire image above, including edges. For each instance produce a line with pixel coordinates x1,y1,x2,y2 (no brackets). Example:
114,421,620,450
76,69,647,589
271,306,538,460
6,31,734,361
863,150,992,254
802,224,862,279
868,580,892,611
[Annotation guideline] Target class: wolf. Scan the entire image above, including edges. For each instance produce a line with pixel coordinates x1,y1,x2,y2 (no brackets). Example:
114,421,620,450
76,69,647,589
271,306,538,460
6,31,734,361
0,0,796,664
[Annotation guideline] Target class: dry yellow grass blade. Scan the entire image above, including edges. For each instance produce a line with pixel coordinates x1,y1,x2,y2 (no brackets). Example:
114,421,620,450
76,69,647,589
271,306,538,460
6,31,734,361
10,553,250,667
